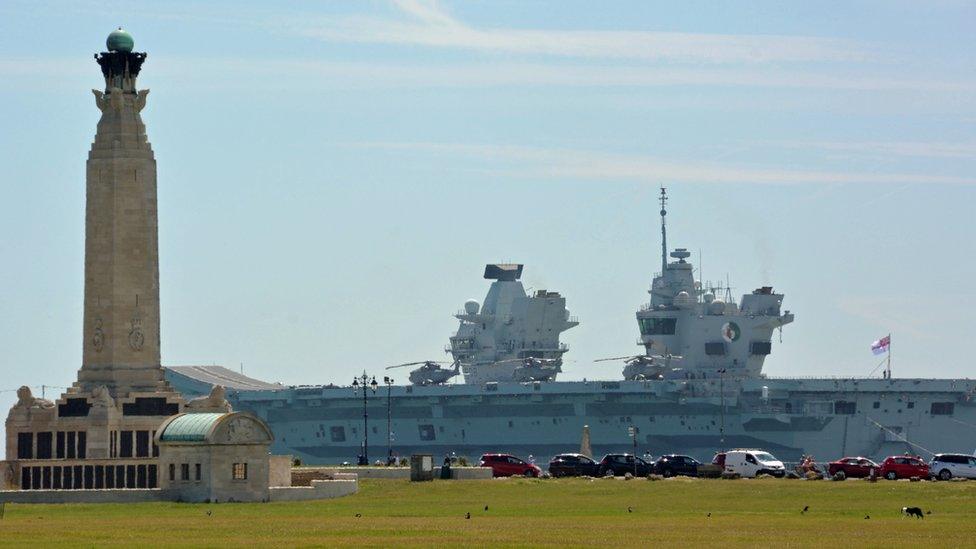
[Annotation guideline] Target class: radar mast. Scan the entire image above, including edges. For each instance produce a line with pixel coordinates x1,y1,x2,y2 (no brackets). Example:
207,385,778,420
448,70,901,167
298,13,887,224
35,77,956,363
659,187,668,275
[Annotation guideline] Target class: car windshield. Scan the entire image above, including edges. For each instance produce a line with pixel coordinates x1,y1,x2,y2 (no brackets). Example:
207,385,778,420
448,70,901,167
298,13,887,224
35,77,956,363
754,452,776,462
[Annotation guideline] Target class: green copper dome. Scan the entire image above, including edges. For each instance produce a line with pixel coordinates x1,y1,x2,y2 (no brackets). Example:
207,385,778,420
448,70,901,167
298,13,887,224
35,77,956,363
106,28,134,53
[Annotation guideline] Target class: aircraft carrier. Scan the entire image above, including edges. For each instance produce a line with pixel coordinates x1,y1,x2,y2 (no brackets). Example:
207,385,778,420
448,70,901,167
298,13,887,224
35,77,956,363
166,189,976,465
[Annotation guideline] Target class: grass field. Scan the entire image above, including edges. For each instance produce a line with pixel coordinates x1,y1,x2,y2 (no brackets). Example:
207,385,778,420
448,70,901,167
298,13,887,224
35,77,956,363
1,477,974,547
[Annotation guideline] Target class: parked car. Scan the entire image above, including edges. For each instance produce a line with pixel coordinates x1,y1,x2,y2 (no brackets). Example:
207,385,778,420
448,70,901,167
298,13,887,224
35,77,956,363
929,454,976,480
878,455,929,480
827,456,879,479
652,454,701,477
723,450,786,478
597,454,652,477
547,453,600,477
479,453,542,477
712,452,726,469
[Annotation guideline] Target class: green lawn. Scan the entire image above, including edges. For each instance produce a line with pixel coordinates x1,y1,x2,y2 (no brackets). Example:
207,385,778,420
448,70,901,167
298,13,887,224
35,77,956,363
1,477,972,547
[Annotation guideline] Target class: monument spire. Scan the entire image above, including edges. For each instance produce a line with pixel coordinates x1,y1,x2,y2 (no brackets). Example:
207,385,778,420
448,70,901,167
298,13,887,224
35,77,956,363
79,28,164,395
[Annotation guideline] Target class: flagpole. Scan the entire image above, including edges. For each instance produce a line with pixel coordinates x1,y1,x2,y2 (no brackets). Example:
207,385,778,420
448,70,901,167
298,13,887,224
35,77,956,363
887,333,892,379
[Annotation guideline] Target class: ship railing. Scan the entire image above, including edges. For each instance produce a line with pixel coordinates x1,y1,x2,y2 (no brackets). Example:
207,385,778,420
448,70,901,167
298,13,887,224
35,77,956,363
762,375,897,380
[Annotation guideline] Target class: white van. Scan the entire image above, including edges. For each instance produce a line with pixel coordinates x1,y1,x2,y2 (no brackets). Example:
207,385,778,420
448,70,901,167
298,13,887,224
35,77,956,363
724,449,786,478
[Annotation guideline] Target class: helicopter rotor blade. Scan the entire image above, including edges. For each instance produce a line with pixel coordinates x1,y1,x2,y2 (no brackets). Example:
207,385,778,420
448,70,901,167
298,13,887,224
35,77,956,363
593,355,644,362
386,360,452,370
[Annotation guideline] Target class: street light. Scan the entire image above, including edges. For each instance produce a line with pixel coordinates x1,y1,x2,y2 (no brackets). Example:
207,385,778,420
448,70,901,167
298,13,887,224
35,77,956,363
628,425,639,476
352,371,377,465
383,376,395,465
717,368,727,446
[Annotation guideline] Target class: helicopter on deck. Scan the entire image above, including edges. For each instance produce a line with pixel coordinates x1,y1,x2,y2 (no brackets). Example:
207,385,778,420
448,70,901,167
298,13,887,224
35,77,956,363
490,357,564,382
593,354,684,381
386,360,461,386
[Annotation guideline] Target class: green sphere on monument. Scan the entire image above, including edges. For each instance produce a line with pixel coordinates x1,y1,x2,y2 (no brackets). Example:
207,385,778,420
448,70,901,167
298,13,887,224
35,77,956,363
106,27,134,52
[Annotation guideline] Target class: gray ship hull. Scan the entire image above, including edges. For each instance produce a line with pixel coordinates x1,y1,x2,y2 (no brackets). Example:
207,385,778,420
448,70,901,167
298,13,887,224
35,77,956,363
167,368,976,465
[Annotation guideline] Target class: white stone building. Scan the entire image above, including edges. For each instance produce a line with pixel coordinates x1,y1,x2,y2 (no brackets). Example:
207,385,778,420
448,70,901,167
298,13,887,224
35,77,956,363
156,412,274,503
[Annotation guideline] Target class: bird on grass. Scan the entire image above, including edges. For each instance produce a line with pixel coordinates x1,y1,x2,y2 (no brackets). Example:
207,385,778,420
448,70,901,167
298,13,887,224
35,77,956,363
206,510,212,517
484,505,489,512
707,513,711,518
864,515,870,520
465,512,471,520
628,507,633,513
802,506,809,513
354,513,362,518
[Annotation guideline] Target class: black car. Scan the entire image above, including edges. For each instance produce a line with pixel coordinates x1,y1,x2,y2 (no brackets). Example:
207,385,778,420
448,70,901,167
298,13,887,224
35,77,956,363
652,454,701,477
548,453,600,477
597,454,652,477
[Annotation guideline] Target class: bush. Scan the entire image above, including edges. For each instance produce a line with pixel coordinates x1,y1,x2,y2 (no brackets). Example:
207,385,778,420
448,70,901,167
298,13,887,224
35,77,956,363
647,474,663,481
399,457,409,467
457,456,470,467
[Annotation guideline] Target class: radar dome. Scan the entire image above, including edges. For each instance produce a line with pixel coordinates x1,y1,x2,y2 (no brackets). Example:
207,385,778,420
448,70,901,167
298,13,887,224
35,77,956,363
464,299,480,315
674,291,693,308
708,299,726,315
106,27,134,52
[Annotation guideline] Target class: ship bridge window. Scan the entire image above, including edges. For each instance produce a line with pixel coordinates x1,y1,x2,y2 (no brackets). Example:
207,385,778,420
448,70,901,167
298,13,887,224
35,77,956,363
750,341,772,356
330,426,346,442
639,318,676,336
419,424,436,441
931,402,955,415
834,401,857,415
704,342,726,356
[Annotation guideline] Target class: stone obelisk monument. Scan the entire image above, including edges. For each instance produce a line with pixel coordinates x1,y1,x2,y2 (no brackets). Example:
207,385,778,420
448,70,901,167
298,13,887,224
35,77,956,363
3,30,189,490
78,29,164,394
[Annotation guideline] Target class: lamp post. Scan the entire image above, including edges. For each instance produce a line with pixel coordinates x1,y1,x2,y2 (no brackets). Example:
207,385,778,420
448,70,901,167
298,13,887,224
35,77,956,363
628,425,638,476
352,371,377,465
384,376,395,465
717,368,727,446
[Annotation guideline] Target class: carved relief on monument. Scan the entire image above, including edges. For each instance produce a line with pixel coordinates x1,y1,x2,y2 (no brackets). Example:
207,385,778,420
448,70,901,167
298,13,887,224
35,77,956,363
213,414,272,445
91,318,105,352
128,317,145,351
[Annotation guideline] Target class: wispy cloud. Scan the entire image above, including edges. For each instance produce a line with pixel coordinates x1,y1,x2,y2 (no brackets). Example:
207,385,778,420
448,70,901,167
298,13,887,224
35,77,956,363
771,140,976,159
147,59,976,94
294,0,875,64
348,141,976,185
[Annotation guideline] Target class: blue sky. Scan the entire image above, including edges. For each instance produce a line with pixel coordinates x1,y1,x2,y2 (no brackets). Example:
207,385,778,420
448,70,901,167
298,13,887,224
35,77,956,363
1,1,975,447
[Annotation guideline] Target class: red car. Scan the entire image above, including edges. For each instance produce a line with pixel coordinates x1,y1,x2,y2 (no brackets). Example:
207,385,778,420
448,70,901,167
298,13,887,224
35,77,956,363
827,456,879,479
479,453,543,477
878,455,929,480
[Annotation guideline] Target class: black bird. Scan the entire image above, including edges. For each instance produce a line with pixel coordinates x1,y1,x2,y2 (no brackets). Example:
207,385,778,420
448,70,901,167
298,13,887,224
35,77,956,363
707,513,711,518
926,511,932,515
484,505,489,512
864,515,870,520
628,507,633,513
802,506,809,513
206,510,212,517
465,512,471,520
355,513,362,518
